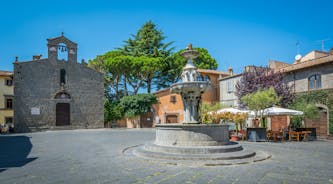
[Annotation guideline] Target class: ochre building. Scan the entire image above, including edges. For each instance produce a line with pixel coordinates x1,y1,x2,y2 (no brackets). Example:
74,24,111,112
0,71,13,126
152,69,229,125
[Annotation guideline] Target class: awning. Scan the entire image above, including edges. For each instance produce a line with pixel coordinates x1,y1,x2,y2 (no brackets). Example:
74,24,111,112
261,107,303,116
216,108,249,114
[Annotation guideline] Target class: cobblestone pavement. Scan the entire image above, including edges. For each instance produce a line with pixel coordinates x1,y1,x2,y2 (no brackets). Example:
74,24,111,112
0,129,332,184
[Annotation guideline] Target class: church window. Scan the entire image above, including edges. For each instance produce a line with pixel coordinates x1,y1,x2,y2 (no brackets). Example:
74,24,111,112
60,69,66,85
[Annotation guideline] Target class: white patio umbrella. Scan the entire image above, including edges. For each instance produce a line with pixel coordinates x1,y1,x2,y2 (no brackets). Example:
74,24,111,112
216,107,249,114
261,107,303,116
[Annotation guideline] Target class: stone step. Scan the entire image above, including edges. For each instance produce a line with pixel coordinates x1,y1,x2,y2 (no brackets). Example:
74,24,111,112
326,135,333,140
134,146,256,161
125,145,271,166
143,142,243,154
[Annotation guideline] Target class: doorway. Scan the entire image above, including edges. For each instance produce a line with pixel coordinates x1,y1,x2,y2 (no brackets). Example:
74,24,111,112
165,114,178,123
56,103,70,126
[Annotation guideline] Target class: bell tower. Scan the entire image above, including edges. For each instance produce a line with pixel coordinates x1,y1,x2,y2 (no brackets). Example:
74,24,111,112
47,33,78,62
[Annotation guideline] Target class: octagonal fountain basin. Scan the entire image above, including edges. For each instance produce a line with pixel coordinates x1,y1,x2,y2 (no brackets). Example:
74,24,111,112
124,123,271,166
154,124,229,146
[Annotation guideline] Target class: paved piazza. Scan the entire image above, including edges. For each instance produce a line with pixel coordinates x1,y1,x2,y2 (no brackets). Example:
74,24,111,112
0,129,332,184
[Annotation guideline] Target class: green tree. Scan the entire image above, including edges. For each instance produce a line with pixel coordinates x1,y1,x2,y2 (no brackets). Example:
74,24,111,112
235,67,294,108
89,21,219,94
118,94,157,118
104,100,123,123
241,87,280,125
89,21,219,123
119,21,174,93
89,51,129,99
289,98,319,129
121,21,174,58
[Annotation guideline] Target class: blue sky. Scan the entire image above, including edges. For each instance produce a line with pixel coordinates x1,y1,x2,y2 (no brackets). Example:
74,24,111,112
1,0,332,73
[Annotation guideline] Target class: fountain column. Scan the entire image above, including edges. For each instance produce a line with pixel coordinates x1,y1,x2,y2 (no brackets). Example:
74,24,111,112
183,96,191,122
170,44,210,123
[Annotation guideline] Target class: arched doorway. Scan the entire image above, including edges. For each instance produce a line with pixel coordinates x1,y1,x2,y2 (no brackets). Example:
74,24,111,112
56,103,70,126
305,105,329,138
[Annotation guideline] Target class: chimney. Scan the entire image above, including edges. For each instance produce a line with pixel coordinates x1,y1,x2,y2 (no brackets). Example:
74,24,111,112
81,59,87,66
244,65,257,73
228,67,233,75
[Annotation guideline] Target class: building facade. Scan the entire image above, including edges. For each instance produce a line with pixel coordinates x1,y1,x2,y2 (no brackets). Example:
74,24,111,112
219,50,333,137
14,35,104,132
275,50,333,137
0,71,13,126
219,66,259,107
219,73,242,107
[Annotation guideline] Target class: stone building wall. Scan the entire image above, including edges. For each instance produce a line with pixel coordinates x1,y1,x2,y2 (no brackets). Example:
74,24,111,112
14,35,104,132
270,116,288,131
285,63,333,93
219,74,242,107
305,110,328,137
283,59,333,137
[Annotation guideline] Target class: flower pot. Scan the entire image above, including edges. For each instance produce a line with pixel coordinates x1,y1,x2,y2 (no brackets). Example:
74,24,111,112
230,135,239,141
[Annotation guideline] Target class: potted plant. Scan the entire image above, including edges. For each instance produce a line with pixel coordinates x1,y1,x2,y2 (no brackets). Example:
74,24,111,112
199,102,225,124
230,131,239,141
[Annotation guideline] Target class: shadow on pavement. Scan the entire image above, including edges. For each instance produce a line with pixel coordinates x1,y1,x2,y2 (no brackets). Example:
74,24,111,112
0,135,37,172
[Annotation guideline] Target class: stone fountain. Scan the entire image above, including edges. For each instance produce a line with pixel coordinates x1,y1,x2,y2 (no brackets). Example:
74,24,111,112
125,45,270,166
170,44,209,123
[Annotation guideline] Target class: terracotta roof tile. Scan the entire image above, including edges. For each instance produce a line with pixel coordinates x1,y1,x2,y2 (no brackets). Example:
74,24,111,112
278,54,333,73
197,69,229,76
0,70,13,76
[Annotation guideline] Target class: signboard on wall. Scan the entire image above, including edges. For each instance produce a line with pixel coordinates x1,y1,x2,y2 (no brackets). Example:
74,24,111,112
31,107,40,115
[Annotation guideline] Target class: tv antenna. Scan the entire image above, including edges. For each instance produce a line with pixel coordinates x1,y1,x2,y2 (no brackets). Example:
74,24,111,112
296,41,301,54
294,41,302,61
315,38,330,51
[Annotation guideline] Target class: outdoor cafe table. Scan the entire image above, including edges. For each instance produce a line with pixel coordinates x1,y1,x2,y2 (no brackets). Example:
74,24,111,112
288,131,312,141
271,131,284,142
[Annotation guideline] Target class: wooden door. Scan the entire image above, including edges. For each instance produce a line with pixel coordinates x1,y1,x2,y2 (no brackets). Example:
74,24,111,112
166,115,178,123
56,103,70,126
140,112,154,128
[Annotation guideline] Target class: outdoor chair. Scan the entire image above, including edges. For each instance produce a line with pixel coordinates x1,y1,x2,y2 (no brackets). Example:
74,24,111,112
239,130,246,141
266,130,272,142
275,131,284,142
0,124,9,134
289,131,300,141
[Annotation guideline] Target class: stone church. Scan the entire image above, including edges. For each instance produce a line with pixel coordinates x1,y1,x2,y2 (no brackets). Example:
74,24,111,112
14,34,104,132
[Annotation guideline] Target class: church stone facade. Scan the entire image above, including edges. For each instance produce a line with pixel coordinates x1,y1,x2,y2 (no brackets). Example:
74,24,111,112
14,35,104,132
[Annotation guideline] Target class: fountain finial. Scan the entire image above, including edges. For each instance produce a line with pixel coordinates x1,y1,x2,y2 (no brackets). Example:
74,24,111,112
181,43,199,60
